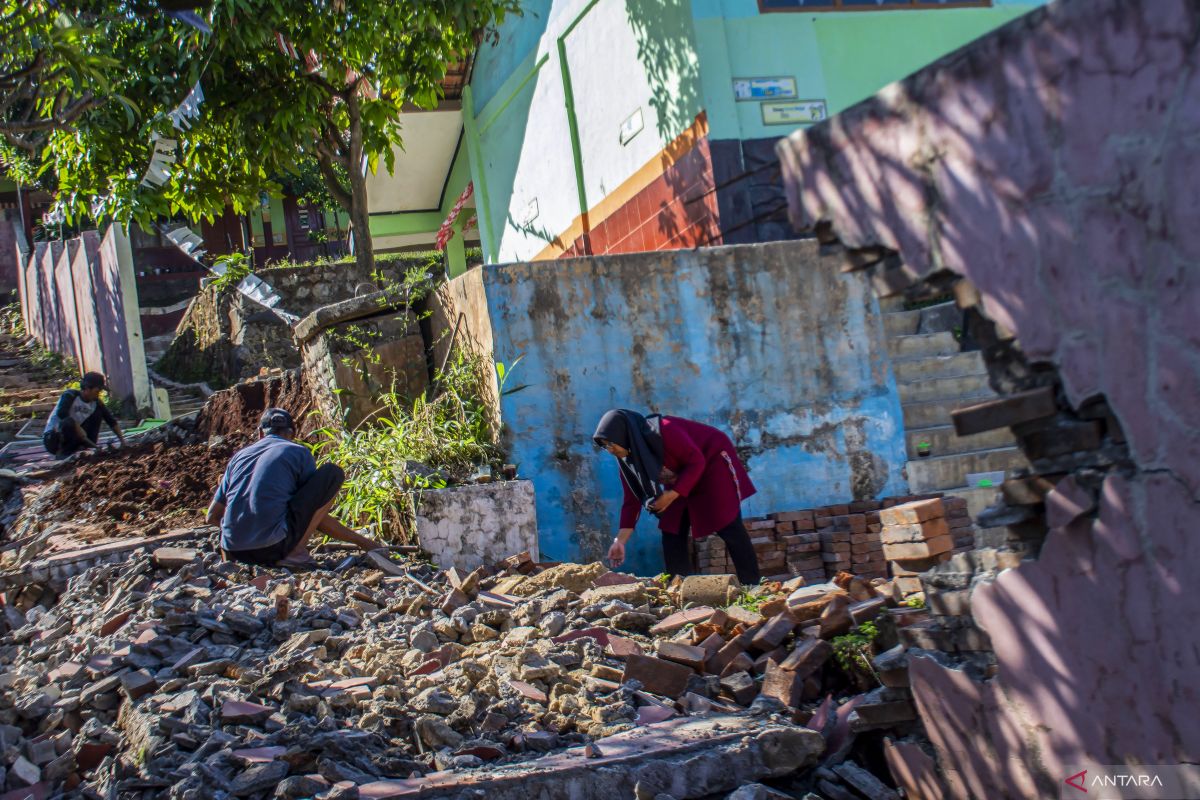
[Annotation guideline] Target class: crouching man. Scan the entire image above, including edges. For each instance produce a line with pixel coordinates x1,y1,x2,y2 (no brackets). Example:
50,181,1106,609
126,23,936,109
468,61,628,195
43,372,125,458
206,407,382,568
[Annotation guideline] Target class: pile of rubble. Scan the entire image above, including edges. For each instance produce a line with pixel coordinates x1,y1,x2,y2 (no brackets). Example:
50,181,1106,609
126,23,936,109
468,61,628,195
0,501,949,799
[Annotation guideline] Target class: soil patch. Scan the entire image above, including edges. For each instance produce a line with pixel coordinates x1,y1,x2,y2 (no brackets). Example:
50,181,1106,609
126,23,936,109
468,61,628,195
196,369,319,438
43,436,250,530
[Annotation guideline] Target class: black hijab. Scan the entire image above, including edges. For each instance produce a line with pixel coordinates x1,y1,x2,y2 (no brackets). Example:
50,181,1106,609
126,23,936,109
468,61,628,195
593,409,664,505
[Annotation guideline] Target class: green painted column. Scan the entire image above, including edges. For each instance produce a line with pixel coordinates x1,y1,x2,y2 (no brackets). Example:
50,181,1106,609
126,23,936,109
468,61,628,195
462,86,498,264
445,215,467,278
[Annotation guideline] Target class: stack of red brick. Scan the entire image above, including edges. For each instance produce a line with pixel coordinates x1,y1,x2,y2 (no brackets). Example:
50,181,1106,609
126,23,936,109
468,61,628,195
696,494,972,584
880,498,955,599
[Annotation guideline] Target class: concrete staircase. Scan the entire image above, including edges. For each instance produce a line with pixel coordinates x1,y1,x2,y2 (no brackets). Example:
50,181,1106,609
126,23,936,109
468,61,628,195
883,300,1027,522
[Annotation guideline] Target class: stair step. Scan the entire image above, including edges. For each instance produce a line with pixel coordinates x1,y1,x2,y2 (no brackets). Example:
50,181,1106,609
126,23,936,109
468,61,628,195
892,351,987,384
887,331,958,359
902,394,995,429
905,424,1014,459
898,373,992,403
906,446,1029,493
884,309,922,337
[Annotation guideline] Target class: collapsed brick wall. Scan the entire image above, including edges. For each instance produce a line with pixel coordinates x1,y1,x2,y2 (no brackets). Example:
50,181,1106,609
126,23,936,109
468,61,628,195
697,495,974,584
776,0,1200,795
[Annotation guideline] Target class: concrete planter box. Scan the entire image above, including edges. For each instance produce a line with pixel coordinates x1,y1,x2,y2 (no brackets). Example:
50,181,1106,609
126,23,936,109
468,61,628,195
415,480,538,571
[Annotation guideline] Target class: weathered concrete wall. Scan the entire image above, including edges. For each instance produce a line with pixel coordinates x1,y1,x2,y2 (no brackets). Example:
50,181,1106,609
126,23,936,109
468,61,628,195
777,0,1200,794
155,257,424,387
415,481,539,572
300,307,428,429
481,240,908,573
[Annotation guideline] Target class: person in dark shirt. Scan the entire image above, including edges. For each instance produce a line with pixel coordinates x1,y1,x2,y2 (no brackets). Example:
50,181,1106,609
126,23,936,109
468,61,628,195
43,372,125,458
206,407,382,568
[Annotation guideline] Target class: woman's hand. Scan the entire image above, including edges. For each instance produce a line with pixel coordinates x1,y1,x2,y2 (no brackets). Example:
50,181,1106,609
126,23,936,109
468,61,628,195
649,490,679,514
607,538,626,569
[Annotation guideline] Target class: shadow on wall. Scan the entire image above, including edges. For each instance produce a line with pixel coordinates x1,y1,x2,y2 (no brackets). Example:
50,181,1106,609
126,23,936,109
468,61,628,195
625,0,702,142
776,0,1200,794
625,0,722,253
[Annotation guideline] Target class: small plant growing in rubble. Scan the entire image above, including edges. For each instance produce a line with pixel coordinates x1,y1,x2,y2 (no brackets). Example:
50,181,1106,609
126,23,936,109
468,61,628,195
209,252,252,294
904,595,925,609
832,621,881,687
729,588,767,614
0,303,25,337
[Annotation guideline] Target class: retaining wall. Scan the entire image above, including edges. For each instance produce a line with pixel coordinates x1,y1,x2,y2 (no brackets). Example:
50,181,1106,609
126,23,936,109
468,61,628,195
472,240,908,573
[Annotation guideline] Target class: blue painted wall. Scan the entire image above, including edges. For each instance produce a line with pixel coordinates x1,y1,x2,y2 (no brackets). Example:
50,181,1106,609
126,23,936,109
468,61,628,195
471,0,555,110
478,240,908,574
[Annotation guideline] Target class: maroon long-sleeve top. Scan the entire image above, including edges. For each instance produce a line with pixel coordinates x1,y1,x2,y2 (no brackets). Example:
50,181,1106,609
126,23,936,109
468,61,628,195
618,416,756,539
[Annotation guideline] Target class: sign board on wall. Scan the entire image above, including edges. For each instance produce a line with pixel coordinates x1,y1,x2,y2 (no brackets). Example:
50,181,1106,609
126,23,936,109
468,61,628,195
761,99,828,126
619,108,644,146
733,76,797,101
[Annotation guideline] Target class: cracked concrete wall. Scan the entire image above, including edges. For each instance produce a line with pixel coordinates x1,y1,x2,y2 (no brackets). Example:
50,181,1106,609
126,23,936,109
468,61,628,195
478,241,908,574
777,0,1200,795
415,481,539,572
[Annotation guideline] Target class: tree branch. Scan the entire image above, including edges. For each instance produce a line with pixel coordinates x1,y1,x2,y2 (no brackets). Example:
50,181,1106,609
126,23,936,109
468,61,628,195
0,92,99,134
314,150,352,211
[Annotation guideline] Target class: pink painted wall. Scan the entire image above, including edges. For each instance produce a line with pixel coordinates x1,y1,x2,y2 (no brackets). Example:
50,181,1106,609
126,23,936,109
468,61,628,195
16,230,140,403
777,0,1199,795
71,232,108,379
52,239,83,369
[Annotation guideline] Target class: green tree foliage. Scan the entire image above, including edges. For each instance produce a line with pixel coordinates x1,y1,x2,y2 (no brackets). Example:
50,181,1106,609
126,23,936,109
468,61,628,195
22,0,521,271
0,1,205,180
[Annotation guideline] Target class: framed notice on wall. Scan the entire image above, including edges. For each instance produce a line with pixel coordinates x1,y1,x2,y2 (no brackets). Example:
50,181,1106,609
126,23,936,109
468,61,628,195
733,76,798,101
761,99,829,125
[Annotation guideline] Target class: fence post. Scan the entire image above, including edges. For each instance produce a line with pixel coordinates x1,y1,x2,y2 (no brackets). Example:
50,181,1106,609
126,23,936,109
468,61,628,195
110,225,153,412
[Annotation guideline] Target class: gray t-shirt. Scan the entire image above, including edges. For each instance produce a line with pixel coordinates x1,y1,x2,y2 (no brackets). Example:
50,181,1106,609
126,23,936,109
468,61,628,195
213,435,316,551
44,389,114,435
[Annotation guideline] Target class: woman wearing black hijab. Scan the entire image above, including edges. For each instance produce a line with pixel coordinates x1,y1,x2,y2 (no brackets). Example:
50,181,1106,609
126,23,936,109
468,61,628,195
593,409,761,583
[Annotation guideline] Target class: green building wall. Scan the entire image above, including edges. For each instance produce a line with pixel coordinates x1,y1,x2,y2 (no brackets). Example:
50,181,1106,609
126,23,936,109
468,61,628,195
695,4,1041,143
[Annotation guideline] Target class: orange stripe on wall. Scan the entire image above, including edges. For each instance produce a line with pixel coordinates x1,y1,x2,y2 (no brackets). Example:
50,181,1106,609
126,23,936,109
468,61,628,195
532,112,713,261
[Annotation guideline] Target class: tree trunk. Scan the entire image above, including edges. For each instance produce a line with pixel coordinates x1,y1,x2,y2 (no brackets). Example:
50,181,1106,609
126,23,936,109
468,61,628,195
346,92,374,273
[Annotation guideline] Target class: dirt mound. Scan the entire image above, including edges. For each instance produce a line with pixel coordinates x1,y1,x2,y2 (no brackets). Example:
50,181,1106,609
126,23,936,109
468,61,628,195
46,436,250,529
196,369,318,438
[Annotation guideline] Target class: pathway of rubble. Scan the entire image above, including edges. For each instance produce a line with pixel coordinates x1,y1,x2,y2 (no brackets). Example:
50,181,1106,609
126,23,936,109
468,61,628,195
0,343,948,800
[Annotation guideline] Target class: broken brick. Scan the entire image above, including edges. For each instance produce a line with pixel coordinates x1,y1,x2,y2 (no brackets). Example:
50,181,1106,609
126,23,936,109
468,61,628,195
882,535,953,561
779,637,832,677
760,660,806,707
880,518,949,544
718,671,758,705
220,700,275,725
750,614,796,651
621,654,692,698
656,641,707,671
879,499,945,527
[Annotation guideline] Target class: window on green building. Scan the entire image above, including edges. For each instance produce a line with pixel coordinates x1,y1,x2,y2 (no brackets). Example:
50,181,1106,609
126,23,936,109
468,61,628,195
760,0,990,11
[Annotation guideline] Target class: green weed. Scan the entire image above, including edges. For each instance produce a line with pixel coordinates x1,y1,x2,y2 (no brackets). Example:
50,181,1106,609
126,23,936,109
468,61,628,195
209,252,253,294
831,621,880,677
310,347,506,542
728,588,767,614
